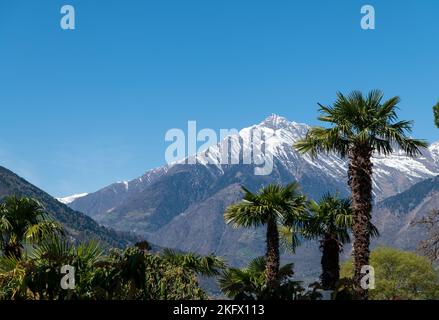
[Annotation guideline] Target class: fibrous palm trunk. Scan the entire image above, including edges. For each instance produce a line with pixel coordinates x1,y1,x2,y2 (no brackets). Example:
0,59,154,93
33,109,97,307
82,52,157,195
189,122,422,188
265,217,280,291
348,144,373,300
320,233,340,290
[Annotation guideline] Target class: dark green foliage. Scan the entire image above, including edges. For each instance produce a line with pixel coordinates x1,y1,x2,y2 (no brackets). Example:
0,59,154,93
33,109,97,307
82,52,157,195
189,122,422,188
219,256,322,300
303,194,353,290
0,195,218,300
0,239,212,300
84,247,208,300
304,194,353,244
135,240,151,251
331,278,363,300
302,194,378,290
0,238,104,300
224,183,307,290
434,102,439,128
0,196,64,259
162,249,226,277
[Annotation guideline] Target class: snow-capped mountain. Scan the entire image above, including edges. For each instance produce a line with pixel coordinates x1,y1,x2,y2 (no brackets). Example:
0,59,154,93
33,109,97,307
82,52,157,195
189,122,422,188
64,114,439,274
169,114,439,198
57,193,89,204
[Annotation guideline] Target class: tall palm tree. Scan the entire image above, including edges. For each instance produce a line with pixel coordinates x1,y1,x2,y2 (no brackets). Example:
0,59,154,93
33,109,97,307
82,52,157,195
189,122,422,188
224,183,307,291
303,194,352,290
295,90,427,298
305,194,379,291
0,196,64,258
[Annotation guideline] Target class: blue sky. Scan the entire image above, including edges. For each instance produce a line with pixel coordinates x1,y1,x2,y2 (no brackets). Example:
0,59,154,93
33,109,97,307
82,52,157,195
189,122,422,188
0,0,438,197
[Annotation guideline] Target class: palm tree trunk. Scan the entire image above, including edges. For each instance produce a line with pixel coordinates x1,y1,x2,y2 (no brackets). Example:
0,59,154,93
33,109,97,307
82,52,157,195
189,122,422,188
265,217,280,291
348,144,373,300
320,233,340,290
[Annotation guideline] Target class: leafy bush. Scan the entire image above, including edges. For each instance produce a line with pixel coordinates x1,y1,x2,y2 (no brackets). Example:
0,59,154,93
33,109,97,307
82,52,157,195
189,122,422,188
0,239,216,300
219,256,322,300
339,247,439,300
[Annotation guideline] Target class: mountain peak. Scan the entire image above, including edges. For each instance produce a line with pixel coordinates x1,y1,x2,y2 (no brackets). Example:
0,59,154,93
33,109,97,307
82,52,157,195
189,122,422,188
429,140,439,151
260,114,291,129
259,114,308,132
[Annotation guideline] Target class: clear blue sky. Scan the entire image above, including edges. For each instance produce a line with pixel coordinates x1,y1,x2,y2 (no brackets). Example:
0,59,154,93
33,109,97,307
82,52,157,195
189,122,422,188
0,0,438,197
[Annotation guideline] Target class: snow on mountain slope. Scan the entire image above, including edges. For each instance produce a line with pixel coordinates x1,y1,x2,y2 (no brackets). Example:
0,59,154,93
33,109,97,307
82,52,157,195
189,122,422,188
66,114,439,213
57,193,88,204
182,114,439,199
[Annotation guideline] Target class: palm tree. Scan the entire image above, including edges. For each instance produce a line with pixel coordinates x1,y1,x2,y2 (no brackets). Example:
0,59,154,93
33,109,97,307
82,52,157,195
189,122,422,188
224,183,307,291
303,194,352,290
162,248,226,277
219,256,294,299
219,256,321,300
295,90,427,298
0,236,104,300
0,196,64,258
307,194,379,291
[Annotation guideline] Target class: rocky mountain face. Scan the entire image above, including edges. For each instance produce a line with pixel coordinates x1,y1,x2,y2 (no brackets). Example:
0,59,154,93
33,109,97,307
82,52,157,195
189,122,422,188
0,166,139,249
373,175,439,251
65,115,439,277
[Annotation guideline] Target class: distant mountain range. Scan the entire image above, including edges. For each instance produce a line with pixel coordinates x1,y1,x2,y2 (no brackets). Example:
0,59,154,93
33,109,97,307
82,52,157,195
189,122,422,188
373,175,439,250
61,114,439,278
0,166,139,249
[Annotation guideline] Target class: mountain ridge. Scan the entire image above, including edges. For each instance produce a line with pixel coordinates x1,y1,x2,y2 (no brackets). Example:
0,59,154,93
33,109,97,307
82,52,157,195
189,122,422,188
67,114,439,210
373,175,439,251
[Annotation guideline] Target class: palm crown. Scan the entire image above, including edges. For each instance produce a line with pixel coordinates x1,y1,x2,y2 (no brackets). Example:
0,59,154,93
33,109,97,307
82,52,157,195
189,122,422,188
295,90,428,157
0,196,64,258
303,194,353,244
225,183,307,228
224,182,307,290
